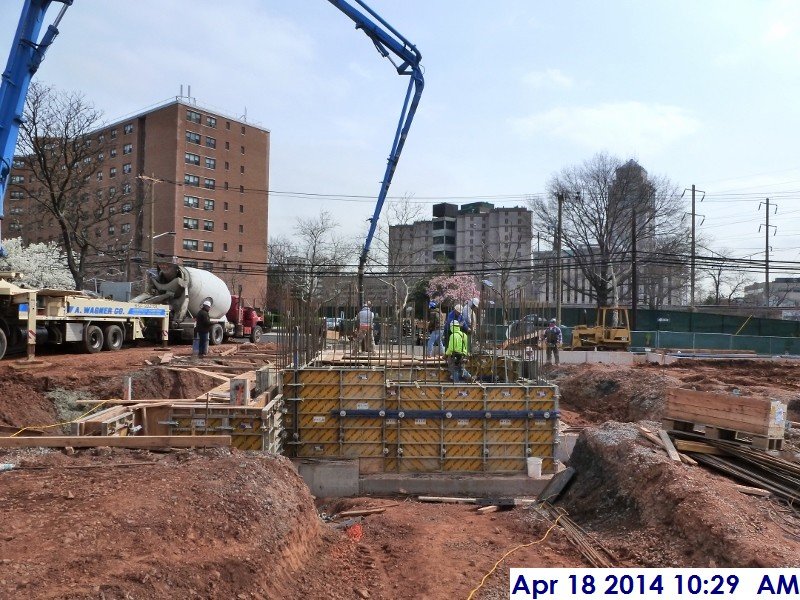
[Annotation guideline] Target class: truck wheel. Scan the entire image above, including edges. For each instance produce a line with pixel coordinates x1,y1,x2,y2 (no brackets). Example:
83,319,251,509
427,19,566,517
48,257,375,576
83,325,104,354
0,329,7,360
103,324,124,351
210,323,224,346
249,326,263,344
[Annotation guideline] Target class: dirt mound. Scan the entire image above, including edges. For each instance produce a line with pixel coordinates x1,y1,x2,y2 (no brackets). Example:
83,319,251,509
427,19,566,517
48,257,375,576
555,365,681,424
0,449,321,599
0,378,57,430
561,422,800,567
91,367,219,401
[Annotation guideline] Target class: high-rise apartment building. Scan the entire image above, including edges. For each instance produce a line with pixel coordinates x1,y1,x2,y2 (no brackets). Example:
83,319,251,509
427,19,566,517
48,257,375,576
5,98,270,305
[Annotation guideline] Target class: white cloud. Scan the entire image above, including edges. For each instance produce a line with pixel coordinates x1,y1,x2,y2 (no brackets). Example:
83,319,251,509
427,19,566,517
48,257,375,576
510,101,700,155
764,22,792,43
522,68,574,89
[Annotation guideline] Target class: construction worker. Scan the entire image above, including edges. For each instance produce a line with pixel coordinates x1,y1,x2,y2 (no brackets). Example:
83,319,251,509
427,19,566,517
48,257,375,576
543,318,562,365
426,301,444,356
194,299,213,358
443,304,469,350
355,301,375,354
462,297,479,351
445,321,472,383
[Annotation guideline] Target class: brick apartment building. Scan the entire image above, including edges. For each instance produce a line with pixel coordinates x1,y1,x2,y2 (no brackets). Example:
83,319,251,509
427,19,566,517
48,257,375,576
5,98,270,305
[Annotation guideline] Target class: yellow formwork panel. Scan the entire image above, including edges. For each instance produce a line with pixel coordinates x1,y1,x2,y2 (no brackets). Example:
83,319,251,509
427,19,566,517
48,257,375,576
297,369,340,386
442,418,483,472
486,386,527,401
399,415,441,472
397,384,440,404
341,417,384,458
342,370,384,385
342,385,384,401
441,385,483,401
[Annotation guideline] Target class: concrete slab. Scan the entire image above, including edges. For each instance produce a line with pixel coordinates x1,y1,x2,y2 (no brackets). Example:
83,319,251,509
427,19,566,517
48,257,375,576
558,350,637,365
555,432,579,463
293,458,360,497
359,473,551,497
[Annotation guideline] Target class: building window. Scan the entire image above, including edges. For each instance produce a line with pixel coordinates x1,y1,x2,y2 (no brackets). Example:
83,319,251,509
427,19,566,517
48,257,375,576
223,243,228,251
205,136,216,149
110,148,117,158
203,241,214,252
10,175,24,184
225,141,230,150
122,182,132,194
224,182,229,190
224,161,229,170
109,167,117,178
239,165,244,174
10,191,23,200
203,178,215,190
226,121,230,130
98,152,104,161
9,207,23,214
108,225,115,235
98,134,105,143
238,244,243,253
183,239,198,251
238,265,243,272
184,174,200,187
239,204,244,213
241,126,246,135
224,202,229,211
185,152,200,165
110,129,117,139
183,260,198,268
8,223,21,232
123,123,134,135
204,199,214,211
186,131,201,145
205,157,216,169
183,217,199,230
184,195,200,208
433,236,444,245
239,185,244,193
206,116,217,128
202,261,214,270
203,220,214,231
122,202,132,213
12,159,24,168
238,224,243,233
122,163,132,174
240,146,245,154
187,110,201,124
223,222,228,231
121,223,131,234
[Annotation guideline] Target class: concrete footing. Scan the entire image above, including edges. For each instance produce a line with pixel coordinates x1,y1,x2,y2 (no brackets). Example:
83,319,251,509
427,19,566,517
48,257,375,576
292,458,554,498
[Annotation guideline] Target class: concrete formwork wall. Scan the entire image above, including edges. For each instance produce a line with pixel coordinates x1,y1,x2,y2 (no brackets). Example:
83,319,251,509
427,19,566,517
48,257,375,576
283,367,559,474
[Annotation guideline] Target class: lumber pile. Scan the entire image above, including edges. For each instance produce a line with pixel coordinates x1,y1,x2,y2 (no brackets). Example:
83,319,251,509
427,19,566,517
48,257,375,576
664,388,786,448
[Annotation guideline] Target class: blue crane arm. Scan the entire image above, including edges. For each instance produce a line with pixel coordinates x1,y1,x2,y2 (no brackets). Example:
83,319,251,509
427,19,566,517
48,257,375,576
327,0,424,304
0,0,71,252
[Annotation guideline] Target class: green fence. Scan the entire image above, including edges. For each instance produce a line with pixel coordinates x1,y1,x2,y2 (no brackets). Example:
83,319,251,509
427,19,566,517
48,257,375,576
633,331,800,355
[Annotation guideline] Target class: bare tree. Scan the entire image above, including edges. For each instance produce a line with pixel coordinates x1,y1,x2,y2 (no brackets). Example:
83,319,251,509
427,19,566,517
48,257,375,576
13,83,120,290
530,152,686,307
699,247,754,305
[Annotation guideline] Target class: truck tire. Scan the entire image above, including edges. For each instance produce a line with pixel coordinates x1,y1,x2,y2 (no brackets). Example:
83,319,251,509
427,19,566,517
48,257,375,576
103,324,124,351
0,329,7,360
210,323,224,346
83,325,104,354
249,326,263,344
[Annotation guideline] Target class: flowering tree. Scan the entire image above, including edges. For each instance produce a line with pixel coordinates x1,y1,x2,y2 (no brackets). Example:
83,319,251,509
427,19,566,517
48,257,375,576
426,273,479,306
0,237,74,289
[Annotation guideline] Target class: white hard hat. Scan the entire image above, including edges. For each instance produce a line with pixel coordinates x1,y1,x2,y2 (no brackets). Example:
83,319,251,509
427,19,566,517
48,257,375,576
454,304,462,313
202,300,212,307
471,297,480,307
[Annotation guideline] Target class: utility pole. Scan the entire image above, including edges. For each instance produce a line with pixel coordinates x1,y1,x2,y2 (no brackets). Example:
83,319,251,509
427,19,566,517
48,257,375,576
759,199,777,306
555,193,563,324
682,185,705,308
630,205,638,331
138,174,163,269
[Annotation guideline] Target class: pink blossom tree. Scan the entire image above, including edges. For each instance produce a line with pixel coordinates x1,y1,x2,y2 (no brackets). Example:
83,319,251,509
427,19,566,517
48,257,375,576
426,273,479,307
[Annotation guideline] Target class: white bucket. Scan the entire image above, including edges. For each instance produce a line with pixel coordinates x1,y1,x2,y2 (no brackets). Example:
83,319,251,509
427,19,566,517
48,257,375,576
526,457,543,478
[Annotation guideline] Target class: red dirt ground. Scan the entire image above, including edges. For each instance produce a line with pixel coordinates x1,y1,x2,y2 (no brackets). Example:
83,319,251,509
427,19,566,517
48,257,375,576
1,349,800,598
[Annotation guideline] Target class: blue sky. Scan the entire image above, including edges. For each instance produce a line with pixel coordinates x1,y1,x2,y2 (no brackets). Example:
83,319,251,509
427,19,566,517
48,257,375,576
3,0,800,269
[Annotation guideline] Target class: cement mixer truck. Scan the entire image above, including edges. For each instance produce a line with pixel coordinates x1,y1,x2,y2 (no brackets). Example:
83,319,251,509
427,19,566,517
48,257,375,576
133,264,265,344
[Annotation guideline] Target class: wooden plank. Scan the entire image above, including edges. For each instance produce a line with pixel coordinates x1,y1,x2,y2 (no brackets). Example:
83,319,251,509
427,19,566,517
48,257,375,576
337,503,397,518
417,496,477,504
0,435,231,449
674,440,727,456
663,410,785,438
220,346,238,356
477,505,499,514
658,430,682,462
735,484,771,497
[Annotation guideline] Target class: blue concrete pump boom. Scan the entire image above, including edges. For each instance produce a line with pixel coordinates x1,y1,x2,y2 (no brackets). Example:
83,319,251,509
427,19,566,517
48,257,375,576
0,0,72,256
327,0,424,306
